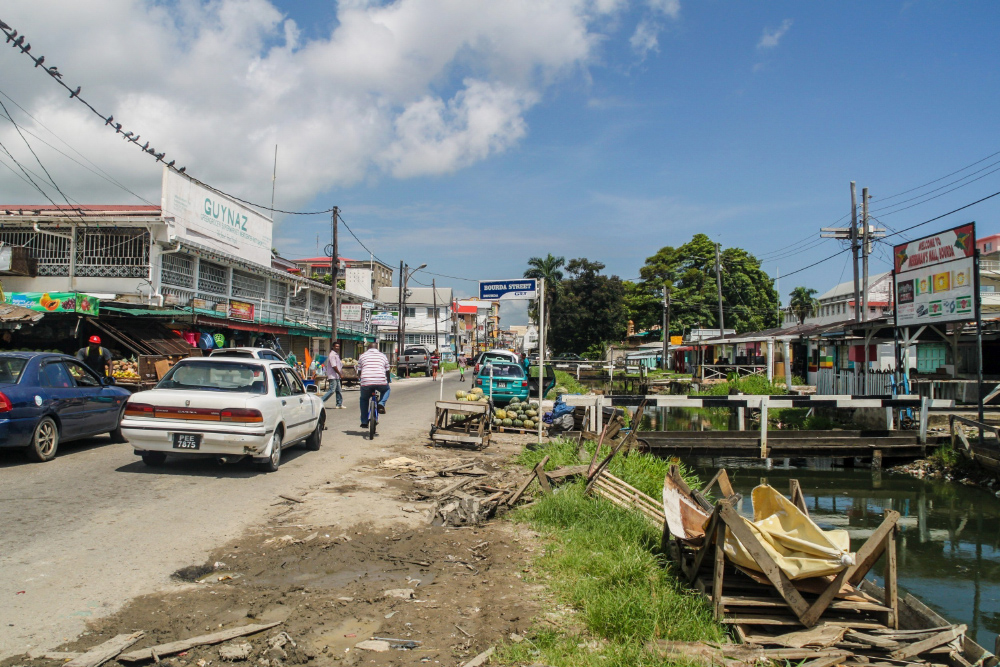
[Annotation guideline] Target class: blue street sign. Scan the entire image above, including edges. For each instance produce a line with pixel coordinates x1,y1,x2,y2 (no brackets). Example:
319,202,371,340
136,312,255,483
479,279,537,301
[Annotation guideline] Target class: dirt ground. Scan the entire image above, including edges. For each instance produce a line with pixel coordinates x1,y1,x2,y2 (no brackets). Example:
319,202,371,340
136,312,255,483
4,433,548,667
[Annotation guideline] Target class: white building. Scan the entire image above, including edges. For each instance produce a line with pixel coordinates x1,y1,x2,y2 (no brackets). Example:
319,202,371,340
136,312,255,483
376,286,453,354
800,271,893,325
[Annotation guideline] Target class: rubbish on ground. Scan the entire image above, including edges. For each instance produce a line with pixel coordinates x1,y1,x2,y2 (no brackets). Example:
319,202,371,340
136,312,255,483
382,588,415,599
267,632,295,650
353,640,390,652
218,642,252,661
371,637,422,649
455,624,473,638
65,631,145,667
118,623,282,662
462,646,494,667
278,494,305,504
380,457,430,471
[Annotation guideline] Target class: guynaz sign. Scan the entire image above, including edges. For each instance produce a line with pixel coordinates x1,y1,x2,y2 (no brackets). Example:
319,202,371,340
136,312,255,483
161,167,274,267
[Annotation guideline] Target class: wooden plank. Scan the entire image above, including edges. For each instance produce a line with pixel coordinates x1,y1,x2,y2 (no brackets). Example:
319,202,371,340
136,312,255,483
847,510,900,585
592,486,664,524
717,502,811,622
592,478,662,516
885,524,898,629
431,432,484,444
65,632,145,667
586,419,613,477
434,477,476,497
890,625,966,660
800,566,851,627
686,509,720,584
789,479,808,515
723,597,891,613
713,521,725,621
506,456,547,506
799,654,853,667
535,464,552,494
547,464,588,480
119,623,281,662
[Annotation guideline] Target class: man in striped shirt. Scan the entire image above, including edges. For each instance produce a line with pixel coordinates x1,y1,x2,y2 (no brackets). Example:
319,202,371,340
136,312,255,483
357,342,391,428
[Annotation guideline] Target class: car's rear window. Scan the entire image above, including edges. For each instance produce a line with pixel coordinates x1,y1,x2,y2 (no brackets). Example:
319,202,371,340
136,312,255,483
481,363,524,378
0,357,28,384
157,361,267,393
483,353,514,363
211,350,255,358
404,348,427,355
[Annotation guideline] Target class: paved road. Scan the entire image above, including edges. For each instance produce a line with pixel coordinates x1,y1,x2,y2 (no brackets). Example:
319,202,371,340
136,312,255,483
0,373,465,658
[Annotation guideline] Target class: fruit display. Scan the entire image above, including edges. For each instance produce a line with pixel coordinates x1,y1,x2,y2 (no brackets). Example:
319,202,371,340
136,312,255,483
112,359,140,381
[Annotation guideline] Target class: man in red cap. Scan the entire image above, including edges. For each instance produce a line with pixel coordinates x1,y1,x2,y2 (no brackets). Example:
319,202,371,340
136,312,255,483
76,335,113,378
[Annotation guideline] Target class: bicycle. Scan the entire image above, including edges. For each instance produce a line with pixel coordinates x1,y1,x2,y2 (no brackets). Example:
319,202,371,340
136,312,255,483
367,388,381,439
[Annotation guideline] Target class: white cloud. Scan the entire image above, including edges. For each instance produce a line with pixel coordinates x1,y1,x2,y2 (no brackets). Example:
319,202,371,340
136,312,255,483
0,0,635,212
630,20,661,57
757,19,793,49
648,0,680,18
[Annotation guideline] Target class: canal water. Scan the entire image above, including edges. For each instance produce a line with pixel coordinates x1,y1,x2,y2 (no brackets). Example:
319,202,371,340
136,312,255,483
683,459,1000,648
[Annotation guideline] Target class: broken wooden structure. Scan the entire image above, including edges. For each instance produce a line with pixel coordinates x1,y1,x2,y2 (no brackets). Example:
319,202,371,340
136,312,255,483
661,467,994,667
429,400,491,449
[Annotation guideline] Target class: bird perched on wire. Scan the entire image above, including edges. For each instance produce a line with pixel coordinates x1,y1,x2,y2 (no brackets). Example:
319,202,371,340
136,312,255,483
12,35,24,48
69,86,81,98
47,66,62,78
141,141,149,151
33,55,43,67
5,29,17,43
155,152,165,162
0,20,11,31
166,160,175,168
105,115,114,126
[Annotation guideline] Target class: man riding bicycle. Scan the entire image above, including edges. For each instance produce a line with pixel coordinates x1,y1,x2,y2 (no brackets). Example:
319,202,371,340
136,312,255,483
358,342,390,430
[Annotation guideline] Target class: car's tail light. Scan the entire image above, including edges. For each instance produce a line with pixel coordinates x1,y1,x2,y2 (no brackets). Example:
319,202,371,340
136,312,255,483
124,402,154,417
221,408,263,423
476,378,482,386
474,364,480,374
521,381,528,387
0,391,12,413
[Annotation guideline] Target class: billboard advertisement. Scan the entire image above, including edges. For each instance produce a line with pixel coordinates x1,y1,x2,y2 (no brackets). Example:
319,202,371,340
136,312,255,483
479,279,537,300
893,223,976,326
161,167,274,267
8,292,99,315
228,299,256,322
371,310,399,327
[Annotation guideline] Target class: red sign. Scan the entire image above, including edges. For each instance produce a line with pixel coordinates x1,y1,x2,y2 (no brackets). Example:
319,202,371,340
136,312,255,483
228,300,256,322
893,223,974,274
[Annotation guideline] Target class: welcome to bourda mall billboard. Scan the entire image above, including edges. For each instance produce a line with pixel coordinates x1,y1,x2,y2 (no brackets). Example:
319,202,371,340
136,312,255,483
894,223,976,327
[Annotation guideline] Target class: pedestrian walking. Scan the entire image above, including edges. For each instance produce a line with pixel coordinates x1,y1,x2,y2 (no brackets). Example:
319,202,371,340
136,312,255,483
457,352,467,382
431,349,440,380
321,341,345,408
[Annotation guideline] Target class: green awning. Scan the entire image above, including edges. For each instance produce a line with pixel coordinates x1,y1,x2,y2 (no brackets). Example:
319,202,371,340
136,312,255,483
101,306,195,317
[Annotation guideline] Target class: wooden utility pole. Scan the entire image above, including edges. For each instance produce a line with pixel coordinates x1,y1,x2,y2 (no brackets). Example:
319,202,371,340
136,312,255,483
862,186,870,322
851,181,861,323
330,206,339,344
715,243,725,340
662,285,670,370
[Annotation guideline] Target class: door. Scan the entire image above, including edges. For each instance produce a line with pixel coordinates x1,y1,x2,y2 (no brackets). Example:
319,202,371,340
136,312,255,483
63,359,119,435
38,359,87,438
271,367,308,442
281,368,315,440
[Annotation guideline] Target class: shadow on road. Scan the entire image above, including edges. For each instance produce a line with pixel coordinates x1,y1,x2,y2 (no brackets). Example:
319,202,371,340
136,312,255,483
114,446,312,477
0,436,120,469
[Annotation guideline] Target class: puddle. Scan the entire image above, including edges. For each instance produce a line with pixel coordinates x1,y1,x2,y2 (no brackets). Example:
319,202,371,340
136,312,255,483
312,617,383,654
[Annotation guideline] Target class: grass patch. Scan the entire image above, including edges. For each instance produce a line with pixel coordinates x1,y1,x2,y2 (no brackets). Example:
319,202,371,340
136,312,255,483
696,374,789,396
931,443,961,467
502,439,723,665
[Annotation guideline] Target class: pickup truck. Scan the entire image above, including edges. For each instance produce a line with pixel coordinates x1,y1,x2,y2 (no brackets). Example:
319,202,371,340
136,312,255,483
397,345,433,376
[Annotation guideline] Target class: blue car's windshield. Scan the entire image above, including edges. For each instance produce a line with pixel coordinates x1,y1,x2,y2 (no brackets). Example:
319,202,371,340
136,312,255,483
157,361,268,393
0,357,28,384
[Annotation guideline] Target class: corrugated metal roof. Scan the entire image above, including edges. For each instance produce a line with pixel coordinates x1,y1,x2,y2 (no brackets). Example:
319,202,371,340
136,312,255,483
0,204,160,214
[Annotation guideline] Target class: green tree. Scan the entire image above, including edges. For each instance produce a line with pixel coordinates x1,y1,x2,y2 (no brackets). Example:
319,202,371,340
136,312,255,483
548,258,627,354
637,234,778,335
623,279,662,334
523,253,565,339
788,286,819,325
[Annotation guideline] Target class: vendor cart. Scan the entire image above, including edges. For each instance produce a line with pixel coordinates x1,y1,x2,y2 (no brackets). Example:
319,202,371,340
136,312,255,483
340,365,359,388
430,400,491,448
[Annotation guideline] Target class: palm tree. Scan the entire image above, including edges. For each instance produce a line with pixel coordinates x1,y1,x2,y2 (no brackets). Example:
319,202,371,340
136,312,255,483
524,254,565,345
789,286,819,325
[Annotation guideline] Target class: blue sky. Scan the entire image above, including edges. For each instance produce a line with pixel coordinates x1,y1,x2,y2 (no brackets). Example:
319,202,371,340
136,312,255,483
274,1,1000,302
2,1,999,323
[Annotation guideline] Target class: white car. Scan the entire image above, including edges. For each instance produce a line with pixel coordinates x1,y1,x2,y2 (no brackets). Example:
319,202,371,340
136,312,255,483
121,357,325,471
209,347,286,361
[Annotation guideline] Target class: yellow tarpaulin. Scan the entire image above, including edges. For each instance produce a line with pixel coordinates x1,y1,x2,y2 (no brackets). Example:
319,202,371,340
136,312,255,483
724,485,855,580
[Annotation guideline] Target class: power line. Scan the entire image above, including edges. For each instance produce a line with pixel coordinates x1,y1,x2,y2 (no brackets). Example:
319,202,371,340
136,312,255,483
869,158,1000,215
874,148,1000,202
882,189,1000,240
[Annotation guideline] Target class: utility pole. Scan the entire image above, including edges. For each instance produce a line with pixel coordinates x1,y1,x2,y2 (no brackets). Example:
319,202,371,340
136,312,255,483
397,260,404,362
330,206,339,345
715,242,725,340
662,284,670,370
775,267,780,325
861,186,870,322
432,279,439,354
851,181,860,322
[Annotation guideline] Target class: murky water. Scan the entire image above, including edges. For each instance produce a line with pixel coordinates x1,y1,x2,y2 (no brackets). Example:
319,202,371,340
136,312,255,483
691,461,1000,648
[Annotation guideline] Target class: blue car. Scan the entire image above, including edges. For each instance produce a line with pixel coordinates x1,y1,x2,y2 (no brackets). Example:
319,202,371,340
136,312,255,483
0,352,131,462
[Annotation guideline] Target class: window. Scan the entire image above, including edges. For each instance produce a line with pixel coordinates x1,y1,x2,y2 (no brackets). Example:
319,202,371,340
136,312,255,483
272,368,292,397
282,369,305,394
198,261,228,295
158,361,268,393
405,307,417,318
75,228,150,278
0,357,28,383
40,361,75,388
64,360,102,387
427,307,442,318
